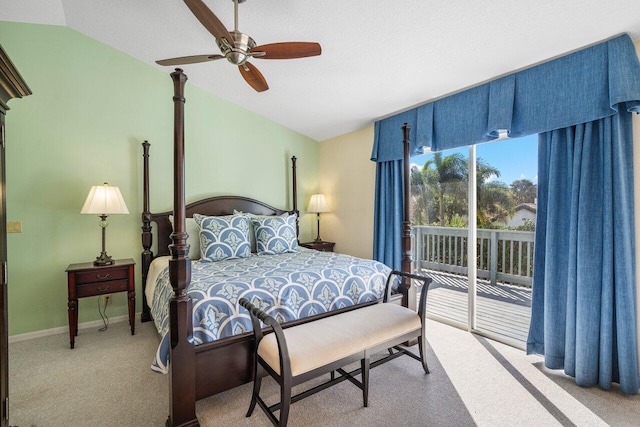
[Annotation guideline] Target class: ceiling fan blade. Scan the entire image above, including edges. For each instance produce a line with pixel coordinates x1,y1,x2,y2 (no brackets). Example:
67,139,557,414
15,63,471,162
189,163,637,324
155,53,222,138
184,0,235,47
156,54,224,66
239,62,269,92
252,42,322,60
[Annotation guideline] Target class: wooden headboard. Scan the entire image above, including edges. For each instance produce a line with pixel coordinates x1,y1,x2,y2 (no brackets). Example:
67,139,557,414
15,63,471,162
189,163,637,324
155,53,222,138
150,196,294,258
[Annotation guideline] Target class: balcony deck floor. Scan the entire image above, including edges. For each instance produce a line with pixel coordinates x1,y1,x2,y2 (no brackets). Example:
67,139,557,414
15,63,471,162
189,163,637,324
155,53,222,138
420,269,532,343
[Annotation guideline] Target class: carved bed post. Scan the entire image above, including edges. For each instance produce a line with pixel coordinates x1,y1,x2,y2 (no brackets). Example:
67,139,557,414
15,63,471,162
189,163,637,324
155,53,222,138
167,69,198,427
400,123,415,310
141,140,153,323
291,156,299,239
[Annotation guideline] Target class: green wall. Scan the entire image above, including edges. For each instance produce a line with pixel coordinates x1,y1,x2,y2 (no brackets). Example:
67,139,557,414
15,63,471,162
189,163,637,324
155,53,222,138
0,22,319,336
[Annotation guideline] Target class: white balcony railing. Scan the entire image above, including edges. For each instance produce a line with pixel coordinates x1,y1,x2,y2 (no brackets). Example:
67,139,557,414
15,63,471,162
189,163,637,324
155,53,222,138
412,226,535,287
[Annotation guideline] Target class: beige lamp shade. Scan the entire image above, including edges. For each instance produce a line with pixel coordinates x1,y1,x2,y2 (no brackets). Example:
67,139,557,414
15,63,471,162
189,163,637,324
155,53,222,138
308,193,329,243
307,194,329,213
81,183,129,215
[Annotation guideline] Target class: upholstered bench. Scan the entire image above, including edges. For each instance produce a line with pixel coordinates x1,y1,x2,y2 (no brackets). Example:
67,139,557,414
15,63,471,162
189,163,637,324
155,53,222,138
239,270,432,427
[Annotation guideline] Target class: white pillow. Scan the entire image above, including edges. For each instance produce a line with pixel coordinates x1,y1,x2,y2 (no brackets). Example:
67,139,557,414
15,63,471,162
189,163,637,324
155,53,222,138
168,215,201,260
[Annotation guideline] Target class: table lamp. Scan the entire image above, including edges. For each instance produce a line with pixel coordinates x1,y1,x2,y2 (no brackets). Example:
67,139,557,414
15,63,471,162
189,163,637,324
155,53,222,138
81,182,129,266
307,193,329,243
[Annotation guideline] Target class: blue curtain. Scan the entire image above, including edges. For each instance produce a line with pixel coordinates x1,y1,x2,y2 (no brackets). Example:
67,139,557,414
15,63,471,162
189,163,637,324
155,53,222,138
373,34,640,159
372,159,403,269
527,111,639,394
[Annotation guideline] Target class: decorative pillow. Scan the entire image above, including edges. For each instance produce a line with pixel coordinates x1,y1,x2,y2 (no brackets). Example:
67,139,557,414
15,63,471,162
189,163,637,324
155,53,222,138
233,209,290,253
251,213,298,255
168,216,201,260
193,214,252,262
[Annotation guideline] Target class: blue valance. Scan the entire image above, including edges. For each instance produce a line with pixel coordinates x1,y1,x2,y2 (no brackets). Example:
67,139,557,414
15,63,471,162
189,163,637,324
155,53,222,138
372,34,640,161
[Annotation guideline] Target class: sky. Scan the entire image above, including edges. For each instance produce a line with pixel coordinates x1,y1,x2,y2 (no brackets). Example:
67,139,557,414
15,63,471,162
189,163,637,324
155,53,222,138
411,134,538,185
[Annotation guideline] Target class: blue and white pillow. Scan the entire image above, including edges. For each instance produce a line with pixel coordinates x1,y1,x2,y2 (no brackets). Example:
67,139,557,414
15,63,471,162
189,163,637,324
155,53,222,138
193,214,251,262
251,214,298,255
233,210,291,253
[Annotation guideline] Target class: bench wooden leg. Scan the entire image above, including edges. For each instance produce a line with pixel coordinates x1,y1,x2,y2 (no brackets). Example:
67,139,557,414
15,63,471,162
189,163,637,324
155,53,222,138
247,361,264,417
279,377,292,427
361,351,370,407
418,331,430,374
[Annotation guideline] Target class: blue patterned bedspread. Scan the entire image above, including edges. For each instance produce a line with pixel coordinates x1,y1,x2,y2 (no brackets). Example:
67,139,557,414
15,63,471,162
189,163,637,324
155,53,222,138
150,248,391,373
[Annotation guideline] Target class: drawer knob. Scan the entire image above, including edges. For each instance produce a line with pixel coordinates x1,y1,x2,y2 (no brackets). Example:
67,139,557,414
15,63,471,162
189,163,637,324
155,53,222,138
96,274,110,280
97,286,110,292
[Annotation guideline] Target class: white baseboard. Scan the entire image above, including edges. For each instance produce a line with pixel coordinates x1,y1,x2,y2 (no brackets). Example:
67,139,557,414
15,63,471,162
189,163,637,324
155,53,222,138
8,312,142,344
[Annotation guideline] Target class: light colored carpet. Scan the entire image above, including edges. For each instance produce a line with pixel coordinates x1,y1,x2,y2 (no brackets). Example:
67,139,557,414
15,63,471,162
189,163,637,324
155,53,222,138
9,318,640,426
9,320,167,426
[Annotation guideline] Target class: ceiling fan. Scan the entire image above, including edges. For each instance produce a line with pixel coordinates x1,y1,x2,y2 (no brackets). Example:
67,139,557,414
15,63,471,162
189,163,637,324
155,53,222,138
156,0,322,92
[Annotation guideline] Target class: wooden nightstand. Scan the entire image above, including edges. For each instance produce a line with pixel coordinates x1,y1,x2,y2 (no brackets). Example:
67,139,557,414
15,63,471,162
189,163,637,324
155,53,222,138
300,241,335,252
66,258,135,349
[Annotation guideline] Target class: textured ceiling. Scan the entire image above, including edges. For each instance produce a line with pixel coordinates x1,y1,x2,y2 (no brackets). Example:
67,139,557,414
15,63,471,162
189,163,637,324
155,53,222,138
3,0,640,141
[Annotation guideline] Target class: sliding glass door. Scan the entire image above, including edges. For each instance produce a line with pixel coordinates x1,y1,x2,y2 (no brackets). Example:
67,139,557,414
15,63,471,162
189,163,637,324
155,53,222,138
473,136,536,346
411,147,469,329
412,135,537,347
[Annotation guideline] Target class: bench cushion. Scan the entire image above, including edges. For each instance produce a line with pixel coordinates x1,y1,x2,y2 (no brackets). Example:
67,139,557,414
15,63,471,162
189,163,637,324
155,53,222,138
258,303,421,376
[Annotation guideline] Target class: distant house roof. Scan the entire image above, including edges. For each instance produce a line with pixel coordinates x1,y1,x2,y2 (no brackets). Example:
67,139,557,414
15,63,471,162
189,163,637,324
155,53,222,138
515,203,537,214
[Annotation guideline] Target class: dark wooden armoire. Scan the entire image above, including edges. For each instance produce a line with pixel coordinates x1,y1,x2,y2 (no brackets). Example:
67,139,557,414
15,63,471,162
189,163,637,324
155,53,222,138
0,44,31,427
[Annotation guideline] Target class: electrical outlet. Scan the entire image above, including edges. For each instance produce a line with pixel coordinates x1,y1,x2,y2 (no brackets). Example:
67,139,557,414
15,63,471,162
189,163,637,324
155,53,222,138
7,221,22,233
105,295,111,306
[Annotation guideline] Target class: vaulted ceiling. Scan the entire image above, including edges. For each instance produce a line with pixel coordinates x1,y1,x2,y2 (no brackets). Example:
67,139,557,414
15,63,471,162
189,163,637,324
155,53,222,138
3,0,640,141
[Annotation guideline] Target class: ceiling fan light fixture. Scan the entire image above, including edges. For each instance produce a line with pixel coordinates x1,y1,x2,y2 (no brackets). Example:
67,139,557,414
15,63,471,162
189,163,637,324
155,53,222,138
217,30,257,65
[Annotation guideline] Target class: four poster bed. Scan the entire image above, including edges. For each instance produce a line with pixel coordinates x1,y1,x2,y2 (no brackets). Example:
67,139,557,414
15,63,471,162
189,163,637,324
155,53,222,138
142,69,416,426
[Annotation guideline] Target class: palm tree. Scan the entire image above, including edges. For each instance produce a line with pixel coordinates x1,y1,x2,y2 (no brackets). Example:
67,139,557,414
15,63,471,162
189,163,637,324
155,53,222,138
413,154,516,228
422,152,467,226
476,158,514,227
478,181,514,227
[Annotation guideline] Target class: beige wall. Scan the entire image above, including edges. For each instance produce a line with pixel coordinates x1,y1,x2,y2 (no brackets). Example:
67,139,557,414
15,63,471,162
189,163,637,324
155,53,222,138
318,126,376,259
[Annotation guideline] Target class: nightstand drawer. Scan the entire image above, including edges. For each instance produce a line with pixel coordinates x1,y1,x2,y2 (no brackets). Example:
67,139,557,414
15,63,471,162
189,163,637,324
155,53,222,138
75,268,128,285
76,279,129,298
